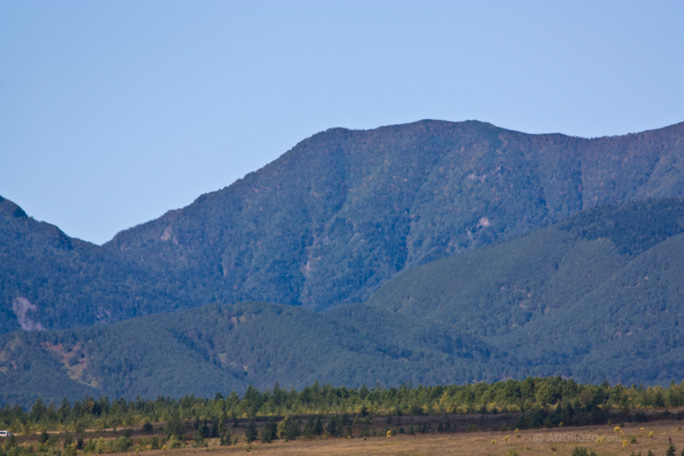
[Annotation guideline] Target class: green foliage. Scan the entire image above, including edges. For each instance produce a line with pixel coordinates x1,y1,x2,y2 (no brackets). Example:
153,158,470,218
244,419,258,443
571,447,597,456
260,417,277,443
192,420,209,447
109,436,131,453
219,428,232,446
277,416,300,441
302,415,324,439
4,377,684,441
165,411,184,440
326,415,343,438
165,435,184,449
667,441,677,456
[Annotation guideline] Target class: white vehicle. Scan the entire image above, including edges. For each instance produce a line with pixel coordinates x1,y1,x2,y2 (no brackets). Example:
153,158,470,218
0,430,11,437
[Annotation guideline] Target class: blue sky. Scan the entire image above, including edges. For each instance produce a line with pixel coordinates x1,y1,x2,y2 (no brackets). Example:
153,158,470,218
1,0,683,244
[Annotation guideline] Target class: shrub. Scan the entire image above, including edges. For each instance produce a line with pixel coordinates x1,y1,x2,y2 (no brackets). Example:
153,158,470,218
571,447,597,456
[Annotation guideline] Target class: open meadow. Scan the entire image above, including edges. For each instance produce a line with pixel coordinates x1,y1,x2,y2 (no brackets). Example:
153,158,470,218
101,420,684,456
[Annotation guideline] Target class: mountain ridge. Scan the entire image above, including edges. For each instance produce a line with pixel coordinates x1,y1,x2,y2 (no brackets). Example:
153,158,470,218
104,119,684,310
3,198,684,406
2,120,684,334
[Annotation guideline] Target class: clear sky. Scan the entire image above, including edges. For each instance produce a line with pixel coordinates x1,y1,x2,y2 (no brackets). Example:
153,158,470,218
1,0,683,245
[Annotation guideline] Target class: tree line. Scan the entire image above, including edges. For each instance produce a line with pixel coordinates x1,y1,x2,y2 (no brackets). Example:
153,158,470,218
2,377,684,434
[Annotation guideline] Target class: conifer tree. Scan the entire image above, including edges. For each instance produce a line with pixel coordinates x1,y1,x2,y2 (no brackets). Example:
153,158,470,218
245,419,258,443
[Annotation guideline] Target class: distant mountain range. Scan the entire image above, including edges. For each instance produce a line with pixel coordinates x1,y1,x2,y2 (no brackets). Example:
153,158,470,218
2,120,684,405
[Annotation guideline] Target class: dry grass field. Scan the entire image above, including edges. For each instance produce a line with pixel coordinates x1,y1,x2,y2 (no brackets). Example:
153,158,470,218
122,420,684,456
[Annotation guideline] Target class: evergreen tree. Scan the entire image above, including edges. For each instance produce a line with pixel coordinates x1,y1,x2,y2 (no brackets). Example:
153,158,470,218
326,415,342,437
666,440,676,456
219,428,232,446
193,425,208,447
197,420,210,440
210,417,220,438
261,417,277,443
166,410,185,440
303,415,325,439
314,416,324,436
245,419,258,443
278,415,300,441
303,416,315,439
63,432,73,449
571,447,597,456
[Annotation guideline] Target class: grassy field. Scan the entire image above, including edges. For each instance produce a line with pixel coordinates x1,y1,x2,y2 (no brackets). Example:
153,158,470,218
109,420,684,456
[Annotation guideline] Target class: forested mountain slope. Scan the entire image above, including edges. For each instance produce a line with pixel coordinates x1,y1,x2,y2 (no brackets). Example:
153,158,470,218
2,120,684,333
0,300,503,407
104,120,684,311
366,198,684,384
0,197,188,333
3,199,684,405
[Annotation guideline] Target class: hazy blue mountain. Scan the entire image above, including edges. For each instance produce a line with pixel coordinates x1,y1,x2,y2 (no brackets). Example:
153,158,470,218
104,120,684,312
0,300,503,407
3,199,684,405
0,196,189,333
2,120,684,333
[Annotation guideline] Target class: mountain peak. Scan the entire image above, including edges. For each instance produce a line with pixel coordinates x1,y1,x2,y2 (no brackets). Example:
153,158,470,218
103,120,684,311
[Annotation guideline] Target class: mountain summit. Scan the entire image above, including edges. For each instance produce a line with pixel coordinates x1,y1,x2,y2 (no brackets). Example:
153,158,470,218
2,120,684,333
104,120,684,310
